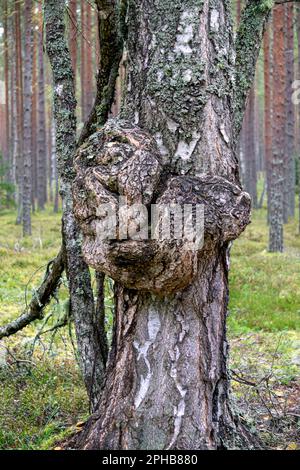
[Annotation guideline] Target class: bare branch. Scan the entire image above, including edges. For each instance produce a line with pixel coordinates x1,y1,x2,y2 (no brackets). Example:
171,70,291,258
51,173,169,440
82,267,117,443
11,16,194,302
0,249,64,340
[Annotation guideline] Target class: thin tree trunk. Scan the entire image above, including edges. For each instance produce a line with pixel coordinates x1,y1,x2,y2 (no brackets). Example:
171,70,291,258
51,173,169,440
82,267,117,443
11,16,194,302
237,0,241,24
15,0,23,224
51,117,59,213
69,0,78,87
243,86,258,208
31,26,38,212
264,24,272,224
22,0,33,236
297,7,300,233
269,5,285,252
44,0,106,410
80,0,86,123
85,2,94,117
284,3,295,220
3,0,10,165
9,10,16,187
37,3,47,210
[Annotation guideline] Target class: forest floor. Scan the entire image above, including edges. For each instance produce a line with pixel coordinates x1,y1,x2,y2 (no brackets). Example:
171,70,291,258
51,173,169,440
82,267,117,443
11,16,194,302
0,203,299,450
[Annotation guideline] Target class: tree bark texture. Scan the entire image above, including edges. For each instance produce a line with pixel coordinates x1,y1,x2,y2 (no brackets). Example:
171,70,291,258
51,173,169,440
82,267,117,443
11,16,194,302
80,0,86,122
84,2,94,118
242,86,258,208
74,0,260,450
3,0,10,163
31,26,38,212
22,0,33,236
264,24,272,223
14,0,24,224
44,0,106,411
37,2,48,211
284,3,295,220
69,0,78,87
269,5,285,252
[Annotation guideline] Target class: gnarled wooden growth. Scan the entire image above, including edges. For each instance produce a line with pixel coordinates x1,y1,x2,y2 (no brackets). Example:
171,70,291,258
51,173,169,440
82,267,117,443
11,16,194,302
71,0,265,450
73,119,250,294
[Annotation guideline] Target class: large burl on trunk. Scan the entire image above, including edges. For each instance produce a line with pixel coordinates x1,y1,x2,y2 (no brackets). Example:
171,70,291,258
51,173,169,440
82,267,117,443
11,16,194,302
72,0,256,449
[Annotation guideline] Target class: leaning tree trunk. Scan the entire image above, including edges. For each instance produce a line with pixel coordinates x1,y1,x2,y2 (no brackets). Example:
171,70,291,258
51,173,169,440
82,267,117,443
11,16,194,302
44,0,107,411
73,0,260,450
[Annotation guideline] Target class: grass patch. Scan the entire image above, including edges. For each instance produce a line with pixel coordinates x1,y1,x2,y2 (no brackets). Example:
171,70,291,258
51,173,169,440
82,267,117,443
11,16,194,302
229,207,300,332
0,202,299,449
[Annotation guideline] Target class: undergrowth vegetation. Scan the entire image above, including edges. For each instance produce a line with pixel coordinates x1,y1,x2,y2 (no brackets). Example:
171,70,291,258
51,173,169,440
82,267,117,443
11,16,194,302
0,202,299,449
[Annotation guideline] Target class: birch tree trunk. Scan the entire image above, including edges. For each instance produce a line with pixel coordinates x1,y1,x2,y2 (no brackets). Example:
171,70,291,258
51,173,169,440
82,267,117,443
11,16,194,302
74,0,261,450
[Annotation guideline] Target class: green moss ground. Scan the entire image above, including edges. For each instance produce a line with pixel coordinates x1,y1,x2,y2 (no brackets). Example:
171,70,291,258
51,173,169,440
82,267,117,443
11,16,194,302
0,201,299,449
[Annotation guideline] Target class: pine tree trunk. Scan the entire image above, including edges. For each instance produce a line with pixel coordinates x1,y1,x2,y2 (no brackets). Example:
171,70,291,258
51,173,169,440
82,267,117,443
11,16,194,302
264,25,272,223
297,8,300,234
10,15,17,188
15,0,23,224
51,116,59,213
284,4,295,220
37,3,47,211
80,1,86,123
22,0,33,236
31,27,38,212
85,2,94,117
75,0,256,450
69,0,77,87
3,0,10,165
243,86,258,208
269,5,284,252
44,0,106,410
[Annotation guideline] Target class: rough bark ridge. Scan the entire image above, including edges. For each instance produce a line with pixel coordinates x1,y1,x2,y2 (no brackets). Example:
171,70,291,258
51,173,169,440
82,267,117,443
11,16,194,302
74,0,256,450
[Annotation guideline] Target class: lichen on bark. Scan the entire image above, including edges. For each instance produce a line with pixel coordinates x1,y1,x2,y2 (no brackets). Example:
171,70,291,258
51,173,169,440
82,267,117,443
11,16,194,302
69,0,278,450
73,119,251,294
